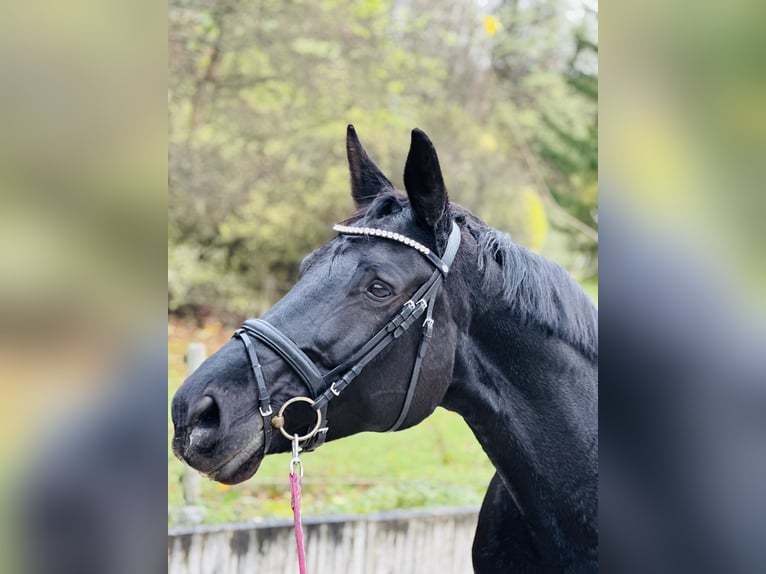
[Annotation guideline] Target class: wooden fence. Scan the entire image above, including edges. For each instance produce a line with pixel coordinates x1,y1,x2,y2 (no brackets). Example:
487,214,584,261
168,506,480,574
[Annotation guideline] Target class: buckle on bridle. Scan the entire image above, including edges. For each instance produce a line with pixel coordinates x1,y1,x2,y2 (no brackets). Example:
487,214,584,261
259,405,273,417
330,382,341,397
422,317,434,340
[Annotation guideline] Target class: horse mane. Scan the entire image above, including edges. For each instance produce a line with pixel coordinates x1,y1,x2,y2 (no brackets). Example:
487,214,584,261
348,192,598,360
455,207,598,361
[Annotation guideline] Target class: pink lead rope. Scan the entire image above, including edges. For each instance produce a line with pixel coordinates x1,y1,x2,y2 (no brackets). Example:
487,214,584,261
290,436,307,574
272,398,322,574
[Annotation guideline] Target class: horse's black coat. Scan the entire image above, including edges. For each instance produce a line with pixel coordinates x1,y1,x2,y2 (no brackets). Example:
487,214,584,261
172,126,598,572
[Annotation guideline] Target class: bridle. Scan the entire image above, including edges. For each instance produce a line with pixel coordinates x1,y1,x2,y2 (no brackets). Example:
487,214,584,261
232,220,462,454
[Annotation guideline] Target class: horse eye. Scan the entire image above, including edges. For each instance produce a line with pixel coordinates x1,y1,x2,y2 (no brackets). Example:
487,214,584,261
367,281,392,299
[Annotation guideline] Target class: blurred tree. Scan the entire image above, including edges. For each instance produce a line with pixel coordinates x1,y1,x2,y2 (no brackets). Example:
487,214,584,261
490,0,598,276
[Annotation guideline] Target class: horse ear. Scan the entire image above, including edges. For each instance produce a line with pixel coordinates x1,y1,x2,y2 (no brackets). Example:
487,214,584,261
346,124,395,210
403,128,449,231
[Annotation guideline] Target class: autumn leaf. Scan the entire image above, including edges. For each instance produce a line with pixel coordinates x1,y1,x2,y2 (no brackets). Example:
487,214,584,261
483,15,501,37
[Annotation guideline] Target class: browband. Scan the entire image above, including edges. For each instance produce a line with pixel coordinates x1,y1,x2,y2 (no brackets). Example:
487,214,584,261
332,222,459,275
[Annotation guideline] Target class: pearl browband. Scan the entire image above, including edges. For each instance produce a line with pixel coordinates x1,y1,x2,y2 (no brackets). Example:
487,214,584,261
333,223,457,275
332,224,433,254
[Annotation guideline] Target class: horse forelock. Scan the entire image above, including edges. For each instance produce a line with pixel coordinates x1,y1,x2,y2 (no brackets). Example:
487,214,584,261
343,191,408,225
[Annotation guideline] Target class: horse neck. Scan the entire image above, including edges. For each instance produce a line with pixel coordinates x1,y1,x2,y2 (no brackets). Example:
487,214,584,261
441,260,598,541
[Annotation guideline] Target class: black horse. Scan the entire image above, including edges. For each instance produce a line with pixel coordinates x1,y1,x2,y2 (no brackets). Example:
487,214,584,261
172,126,598,572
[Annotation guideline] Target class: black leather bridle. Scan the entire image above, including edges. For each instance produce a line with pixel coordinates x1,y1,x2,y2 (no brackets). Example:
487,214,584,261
233,220,462,454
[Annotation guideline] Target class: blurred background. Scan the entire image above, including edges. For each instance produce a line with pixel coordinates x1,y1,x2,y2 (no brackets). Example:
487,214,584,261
1,1,166,572
600,1,766,571
0,0,763,570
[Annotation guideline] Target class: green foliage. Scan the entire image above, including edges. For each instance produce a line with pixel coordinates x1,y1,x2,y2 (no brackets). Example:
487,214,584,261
490,0,598,277
169,0,599,317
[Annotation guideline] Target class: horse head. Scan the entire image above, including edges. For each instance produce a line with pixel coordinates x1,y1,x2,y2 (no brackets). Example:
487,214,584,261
171,126,463,484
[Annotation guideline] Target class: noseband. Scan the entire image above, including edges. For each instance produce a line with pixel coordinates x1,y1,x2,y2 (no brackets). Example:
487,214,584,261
233,220,462,454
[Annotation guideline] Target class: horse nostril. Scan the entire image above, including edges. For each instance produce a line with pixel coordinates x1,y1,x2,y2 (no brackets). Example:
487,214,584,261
188,395,220,429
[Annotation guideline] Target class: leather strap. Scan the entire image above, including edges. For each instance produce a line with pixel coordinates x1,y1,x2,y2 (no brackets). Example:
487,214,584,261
233,329,273,454
386,276,441,432
239,319,325,399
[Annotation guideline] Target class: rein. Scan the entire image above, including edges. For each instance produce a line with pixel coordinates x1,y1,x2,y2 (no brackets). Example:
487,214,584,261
231,220,461,573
